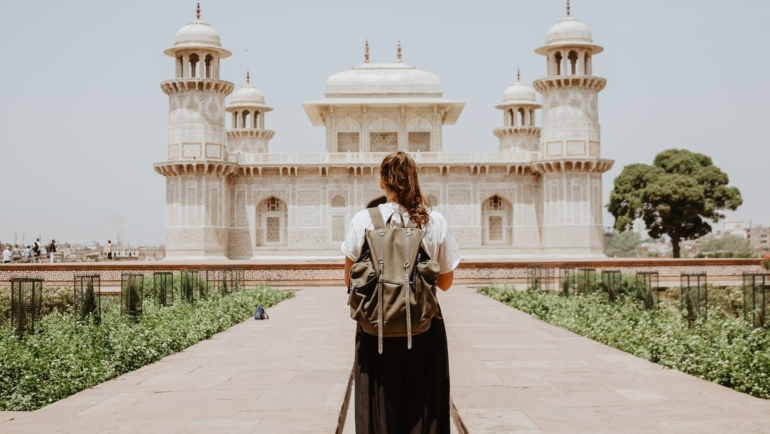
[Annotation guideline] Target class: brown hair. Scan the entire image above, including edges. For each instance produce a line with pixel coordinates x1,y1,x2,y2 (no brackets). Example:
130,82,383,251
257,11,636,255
380,151,431,228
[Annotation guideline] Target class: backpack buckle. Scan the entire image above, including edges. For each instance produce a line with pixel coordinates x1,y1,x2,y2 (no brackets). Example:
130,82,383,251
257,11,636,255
405,228,412,236
378,230,384,236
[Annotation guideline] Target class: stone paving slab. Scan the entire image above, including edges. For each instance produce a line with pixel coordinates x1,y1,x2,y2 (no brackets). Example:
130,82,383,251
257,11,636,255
0,288,356,434
441,286,770,434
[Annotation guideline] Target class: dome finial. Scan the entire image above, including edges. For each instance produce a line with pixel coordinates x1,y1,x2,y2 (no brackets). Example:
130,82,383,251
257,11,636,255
365,39,370,63
196,2,201,20
517,68,521,83
246,69,250,84
566,0,571,17
397,39,402,62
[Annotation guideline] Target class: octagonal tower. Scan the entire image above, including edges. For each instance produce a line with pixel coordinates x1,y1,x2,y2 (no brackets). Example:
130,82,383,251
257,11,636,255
154,4,236,260
226,71,275,164
532,1,613,257
494,70,541,162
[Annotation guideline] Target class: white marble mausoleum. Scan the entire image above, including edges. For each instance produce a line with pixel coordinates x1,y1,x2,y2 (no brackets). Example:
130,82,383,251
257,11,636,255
154,4,614,260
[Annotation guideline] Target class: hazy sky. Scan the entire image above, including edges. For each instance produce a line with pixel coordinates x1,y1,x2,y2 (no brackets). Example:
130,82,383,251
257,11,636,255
1,0,768,247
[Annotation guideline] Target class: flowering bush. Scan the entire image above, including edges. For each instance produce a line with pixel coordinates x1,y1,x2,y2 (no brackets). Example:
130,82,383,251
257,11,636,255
479,286,770,400
0,286,293,410
762,254,770,271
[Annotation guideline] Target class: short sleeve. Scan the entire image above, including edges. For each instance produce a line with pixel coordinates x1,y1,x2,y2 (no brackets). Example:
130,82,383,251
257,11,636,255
437,229,461,274
341,210,370,261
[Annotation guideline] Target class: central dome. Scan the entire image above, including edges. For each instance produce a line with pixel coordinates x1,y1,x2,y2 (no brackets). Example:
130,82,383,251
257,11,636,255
325,62,442,97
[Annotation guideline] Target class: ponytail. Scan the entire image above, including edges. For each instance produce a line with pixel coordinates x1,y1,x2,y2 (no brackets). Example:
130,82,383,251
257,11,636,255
380,152,431,228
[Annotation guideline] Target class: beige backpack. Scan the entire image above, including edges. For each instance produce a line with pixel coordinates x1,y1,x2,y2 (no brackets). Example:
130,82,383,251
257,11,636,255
348,208,441,353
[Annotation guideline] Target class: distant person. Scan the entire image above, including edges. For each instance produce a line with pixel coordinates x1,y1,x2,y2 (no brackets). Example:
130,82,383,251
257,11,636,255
107,240,113,260
47,239,58,263
343,152,460,433
33,239,41,261
2,246,10,264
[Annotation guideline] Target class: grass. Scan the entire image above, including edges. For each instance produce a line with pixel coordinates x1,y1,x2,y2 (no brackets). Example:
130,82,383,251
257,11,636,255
0,285,293,411
479,284,770,400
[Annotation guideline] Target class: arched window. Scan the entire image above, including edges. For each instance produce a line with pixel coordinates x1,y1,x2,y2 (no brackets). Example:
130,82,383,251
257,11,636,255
330,194,347,208
568,51,579,75
204,55,213,78
554,52,563,76
481,195,513,245
256,196,287,246
518,108,526,126
189,53,200,78
241,111,249,129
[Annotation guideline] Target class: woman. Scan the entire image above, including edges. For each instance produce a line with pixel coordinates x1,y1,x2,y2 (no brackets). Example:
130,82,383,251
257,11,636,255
342,151,461,434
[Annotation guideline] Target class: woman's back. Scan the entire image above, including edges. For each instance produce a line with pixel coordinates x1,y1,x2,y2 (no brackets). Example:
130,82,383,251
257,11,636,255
342,202,460,275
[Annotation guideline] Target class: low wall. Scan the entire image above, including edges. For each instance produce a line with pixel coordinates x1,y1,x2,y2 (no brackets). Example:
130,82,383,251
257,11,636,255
0,258,764,288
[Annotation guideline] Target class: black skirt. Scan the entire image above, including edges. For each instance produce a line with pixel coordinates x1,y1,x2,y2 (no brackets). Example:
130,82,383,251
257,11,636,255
354,317,450,434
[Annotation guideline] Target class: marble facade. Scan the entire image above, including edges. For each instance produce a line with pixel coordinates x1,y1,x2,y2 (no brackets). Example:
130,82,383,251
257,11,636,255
154,5,613,260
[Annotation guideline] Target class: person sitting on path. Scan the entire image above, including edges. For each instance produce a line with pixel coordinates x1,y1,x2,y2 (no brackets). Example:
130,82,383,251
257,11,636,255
342,151,461,434
2,246,10,264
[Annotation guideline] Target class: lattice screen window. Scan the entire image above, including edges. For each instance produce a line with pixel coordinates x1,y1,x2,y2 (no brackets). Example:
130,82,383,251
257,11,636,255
266,217,281,243
408,132,430,152
370,132,398,153
489,216,504,241
331,195,347,208
337,132,360,152
331,215,346,242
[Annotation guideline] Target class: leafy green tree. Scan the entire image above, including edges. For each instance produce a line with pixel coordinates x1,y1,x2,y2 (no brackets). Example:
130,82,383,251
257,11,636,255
604,231,642,257
699,235,754,256
608,149,742,258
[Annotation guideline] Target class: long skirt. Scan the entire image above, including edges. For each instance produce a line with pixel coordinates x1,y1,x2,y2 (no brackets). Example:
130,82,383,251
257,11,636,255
354,317,450,434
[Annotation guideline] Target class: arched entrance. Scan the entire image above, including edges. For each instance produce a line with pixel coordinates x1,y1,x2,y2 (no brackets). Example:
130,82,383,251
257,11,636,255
481,195,513,245
256,196,287,246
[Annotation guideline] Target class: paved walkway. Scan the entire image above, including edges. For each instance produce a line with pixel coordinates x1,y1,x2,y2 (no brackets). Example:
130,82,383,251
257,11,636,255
441,286,770,434
1,288,356,434
4,285,770,433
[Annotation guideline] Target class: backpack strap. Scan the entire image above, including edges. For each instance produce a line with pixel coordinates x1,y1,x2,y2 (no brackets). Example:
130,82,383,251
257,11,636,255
368,208,386,230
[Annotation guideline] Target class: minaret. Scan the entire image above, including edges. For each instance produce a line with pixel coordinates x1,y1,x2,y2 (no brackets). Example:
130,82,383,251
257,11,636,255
225,71,275,164
532,2,614,256
154,4,236,260
494,69,541,161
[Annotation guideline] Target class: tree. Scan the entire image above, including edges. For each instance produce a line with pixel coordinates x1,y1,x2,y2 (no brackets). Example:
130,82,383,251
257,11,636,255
699,235,754,256
607,149,742,258
604,231,642,257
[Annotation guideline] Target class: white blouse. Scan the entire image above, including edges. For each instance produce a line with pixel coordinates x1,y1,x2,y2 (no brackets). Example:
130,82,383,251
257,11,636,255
341,202,462,275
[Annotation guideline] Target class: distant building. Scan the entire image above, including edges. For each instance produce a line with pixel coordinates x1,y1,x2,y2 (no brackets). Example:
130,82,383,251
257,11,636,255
724,219,747,238
747,226,770,252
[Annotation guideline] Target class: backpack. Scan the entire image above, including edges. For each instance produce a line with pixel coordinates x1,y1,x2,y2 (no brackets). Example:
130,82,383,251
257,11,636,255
254,306,269,320
348,208,441,354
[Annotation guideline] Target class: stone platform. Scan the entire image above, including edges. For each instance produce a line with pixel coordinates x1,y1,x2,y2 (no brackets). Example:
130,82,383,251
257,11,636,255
3,285,770,433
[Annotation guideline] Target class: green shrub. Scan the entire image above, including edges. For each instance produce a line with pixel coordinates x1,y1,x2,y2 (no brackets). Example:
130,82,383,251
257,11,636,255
479,285,770,400
0,285,293,410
